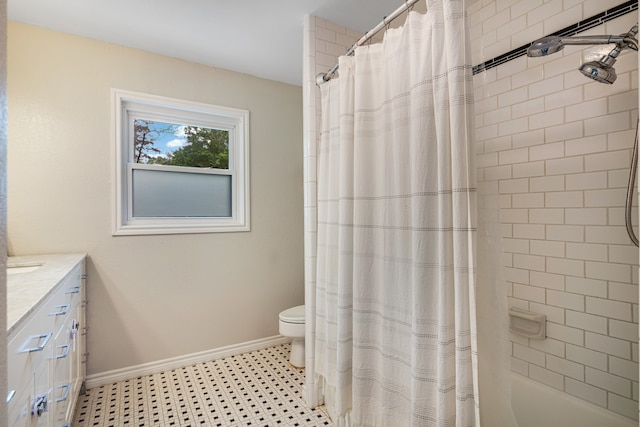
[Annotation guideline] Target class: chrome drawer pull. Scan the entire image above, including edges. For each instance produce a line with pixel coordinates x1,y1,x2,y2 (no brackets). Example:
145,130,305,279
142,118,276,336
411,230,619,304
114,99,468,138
54,344,71,359
32,393,48,417
6,389,15,403
65,286,81,294
18,333,52,353
55,383,71,403
49,304,71,316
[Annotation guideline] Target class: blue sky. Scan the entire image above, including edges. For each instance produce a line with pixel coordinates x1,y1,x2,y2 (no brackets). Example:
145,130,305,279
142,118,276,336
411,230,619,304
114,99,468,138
143,120,187,159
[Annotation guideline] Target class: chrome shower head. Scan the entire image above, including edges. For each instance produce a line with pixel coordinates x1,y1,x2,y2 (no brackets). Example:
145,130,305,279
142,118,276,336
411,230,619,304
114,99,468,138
578,43,623,84
578,61,617,84
527,36,564,57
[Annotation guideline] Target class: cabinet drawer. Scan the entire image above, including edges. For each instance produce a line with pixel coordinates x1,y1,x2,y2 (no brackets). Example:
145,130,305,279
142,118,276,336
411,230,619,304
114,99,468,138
52,317,73,385
60,263,84,304
8,298,55,394
51,265,84,333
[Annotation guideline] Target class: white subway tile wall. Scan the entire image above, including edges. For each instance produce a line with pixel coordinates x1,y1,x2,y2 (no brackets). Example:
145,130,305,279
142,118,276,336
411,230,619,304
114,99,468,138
305,1,639,422
471,0,639,421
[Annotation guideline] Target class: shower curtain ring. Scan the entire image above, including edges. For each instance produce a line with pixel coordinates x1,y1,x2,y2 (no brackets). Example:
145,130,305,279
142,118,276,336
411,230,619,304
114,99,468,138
316,73,328,86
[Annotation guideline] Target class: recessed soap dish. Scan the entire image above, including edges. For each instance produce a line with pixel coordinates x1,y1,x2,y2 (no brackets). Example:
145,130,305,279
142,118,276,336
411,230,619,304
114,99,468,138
509,307,546,340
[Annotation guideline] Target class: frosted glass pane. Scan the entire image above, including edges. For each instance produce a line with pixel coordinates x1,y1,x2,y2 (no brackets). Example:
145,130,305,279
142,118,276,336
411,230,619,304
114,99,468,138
132,169,231,217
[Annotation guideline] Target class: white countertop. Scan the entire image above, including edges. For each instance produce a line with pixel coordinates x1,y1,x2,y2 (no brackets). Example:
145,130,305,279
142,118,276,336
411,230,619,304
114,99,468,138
7,253,86,334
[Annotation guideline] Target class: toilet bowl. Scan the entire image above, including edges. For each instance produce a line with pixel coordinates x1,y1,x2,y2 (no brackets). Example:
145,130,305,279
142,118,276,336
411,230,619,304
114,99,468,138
278,305,305,368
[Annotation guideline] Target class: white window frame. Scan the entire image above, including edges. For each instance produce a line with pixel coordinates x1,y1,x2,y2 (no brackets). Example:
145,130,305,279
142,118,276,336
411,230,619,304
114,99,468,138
112,89,250,235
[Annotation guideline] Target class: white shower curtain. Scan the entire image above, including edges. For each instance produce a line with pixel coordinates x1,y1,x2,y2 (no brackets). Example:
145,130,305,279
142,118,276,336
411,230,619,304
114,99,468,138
315,0,479,425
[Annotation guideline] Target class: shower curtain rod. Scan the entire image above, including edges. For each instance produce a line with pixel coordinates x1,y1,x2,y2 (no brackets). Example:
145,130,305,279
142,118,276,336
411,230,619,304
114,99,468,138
317,0,421,84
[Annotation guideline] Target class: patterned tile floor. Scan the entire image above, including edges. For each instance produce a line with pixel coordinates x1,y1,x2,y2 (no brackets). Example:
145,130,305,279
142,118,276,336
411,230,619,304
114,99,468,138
73,344,333,426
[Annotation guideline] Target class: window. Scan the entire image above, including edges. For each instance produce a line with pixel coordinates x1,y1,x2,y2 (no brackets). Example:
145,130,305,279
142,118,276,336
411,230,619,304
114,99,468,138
112,89,250,235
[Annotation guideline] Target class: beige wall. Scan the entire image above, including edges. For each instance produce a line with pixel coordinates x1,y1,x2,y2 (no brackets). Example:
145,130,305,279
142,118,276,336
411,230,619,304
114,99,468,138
8,22,304,375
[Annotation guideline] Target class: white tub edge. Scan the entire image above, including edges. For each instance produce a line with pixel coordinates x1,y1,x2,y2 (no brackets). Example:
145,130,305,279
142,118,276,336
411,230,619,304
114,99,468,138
511,373,637,427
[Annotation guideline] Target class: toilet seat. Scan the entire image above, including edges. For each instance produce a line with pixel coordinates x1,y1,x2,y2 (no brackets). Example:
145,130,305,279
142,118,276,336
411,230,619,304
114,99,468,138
278,305,306,368
279,305,305,324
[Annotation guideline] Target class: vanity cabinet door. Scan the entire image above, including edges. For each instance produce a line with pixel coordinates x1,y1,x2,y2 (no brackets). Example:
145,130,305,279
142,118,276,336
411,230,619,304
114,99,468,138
68,302,85,416
8,295,56,427
51,260,86,426
7,255,86,427
7,385,29,426
8,299,54,401
8,377,53,427
51,317,73,426
32,362,51,427
64,261,86,410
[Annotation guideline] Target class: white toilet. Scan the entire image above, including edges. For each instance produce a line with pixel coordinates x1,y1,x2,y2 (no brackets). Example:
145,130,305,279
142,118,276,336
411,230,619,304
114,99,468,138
278,305,305,368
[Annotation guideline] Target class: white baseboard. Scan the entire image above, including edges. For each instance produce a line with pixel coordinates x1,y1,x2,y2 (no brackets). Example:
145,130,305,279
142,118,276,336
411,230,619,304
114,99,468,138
85,335,291,389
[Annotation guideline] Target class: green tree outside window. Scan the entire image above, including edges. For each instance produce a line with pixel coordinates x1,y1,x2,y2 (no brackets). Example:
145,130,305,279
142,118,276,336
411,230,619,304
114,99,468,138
134,119,229,169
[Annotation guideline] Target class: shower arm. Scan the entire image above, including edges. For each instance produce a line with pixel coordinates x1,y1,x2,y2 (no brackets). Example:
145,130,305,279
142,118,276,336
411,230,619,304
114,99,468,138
555,35,637,49
527,31,638,57
622,35,637,51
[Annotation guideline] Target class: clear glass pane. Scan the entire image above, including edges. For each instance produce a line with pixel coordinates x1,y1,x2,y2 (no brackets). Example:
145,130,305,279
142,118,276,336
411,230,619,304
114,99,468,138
133,119,229,169
132,169,232,217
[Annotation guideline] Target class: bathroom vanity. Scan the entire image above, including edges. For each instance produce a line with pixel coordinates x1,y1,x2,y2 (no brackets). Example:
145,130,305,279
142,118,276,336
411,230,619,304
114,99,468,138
7,254,86,427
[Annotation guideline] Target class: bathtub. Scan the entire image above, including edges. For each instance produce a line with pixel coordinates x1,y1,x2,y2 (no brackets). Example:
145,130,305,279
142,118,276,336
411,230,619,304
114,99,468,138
511,373,636,427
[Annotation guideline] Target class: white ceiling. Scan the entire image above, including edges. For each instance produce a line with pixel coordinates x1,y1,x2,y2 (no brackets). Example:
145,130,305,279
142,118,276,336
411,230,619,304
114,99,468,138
8,0,418,86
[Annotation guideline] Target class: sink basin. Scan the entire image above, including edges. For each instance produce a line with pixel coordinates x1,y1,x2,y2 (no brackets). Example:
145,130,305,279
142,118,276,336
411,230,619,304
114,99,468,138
7,262,43,275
